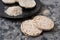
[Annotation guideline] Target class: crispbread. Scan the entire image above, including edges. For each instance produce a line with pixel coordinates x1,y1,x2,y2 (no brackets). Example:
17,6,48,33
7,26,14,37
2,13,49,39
5,6,22,16
2,0,16,4
21,20,42,36
19,0,36,8
33,16,54,31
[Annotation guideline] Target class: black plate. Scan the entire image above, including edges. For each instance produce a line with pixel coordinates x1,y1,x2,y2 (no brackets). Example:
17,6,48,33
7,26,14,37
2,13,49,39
0,0,41,18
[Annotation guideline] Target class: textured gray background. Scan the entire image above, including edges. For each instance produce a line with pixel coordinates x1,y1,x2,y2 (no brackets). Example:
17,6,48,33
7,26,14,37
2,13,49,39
0,0,60,40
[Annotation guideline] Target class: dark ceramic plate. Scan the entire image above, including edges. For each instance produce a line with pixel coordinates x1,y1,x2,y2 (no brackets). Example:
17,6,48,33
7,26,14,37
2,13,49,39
0,0,41,18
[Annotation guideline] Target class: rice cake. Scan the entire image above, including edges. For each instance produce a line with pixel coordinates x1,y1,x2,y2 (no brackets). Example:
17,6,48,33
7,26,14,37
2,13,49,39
2,0,16,4
5,6,22,16
21,20,42,36
33,16,54,31
19,0,36,8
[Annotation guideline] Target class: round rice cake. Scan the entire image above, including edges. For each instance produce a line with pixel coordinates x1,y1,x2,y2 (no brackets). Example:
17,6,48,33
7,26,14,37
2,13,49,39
2,0,16,4
19,0,36,8
33,16,54,31
21,20,42,36
5,6,22,16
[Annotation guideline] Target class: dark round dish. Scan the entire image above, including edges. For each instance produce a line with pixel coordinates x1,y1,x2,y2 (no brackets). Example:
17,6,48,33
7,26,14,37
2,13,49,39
0,0,41,18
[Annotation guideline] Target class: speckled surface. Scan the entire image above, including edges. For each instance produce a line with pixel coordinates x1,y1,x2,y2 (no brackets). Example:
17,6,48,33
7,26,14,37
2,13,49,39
0,0,60,40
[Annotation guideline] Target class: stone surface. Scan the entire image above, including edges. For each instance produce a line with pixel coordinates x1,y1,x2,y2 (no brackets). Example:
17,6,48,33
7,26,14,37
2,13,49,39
0,0,60,40
41,9,51,16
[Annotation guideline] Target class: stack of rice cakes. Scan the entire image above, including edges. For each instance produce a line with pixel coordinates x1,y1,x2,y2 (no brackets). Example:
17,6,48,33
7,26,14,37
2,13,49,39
0,0,41,18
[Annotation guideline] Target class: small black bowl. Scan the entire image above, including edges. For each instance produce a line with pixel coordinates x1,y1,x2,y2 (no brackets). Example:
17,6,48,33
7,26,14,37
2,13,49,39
0,0,41,18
